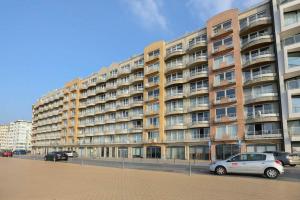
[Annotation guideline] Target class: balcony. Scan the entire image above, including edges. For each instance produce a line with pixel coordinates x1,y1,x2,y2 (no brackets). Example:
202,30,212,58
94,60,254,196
243,73,276,87
165,62,186,73
212,43,233,55
214,113,237,123
245,129,282,140
242,53,275,69
189,87,209,96
106,84,117,91
289,127,300,141
240,16,272,35
119,68,131,75
241,35,273,52
130,88,143,95
130,100,143,107
188,119,209,128
212,59,235,71
145,66,159,75
129,126,143,133
129,113,143,120
213,78,236,88
145,81,159,88
165,78,185,87
246,110,280,123
188,104,209,112
188,70,208,81
105,96,117,102
165,107,186,115
94,98,106,104
244,92,278,104
117,92,130,98
117,80,130,87
107,73,118,80
214,95,236,105
144,124,159,130
144,109,159,116
166,133,210,143
215,133,238,141
212,26,233,39
130,75,144,83
104,118,116,124
105,106,117,112
146,54,160,63
131,63,144,71
165,124,187,130
186,56,207,67
116,103,130,110
165,92,185,101
144,138,160,144
186,40,207,52
165,49,185,61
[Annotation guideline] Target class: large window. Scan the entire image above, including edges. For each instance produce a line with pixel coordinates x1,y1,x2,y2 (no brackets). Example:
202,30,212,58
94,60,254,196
216,88,235,101
166,100,183,112
216,144,239,160
215,125,237,139
213,53,234,69
288,52,300,68
191,128,210,139
166,146,185,160
246,122,280,135
292,95,300,113
190,95,209,106
146,146,161,158
166,130,184,141
284,10,300,26
189,146,209,160
191,112,209,122
190,80,208,91
166,115,184,126
148,131,159,140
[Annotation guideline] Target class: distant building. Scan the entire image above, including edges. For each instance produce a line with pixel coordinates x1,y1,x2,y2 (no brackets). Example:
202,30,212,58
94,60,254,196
0,120,32,151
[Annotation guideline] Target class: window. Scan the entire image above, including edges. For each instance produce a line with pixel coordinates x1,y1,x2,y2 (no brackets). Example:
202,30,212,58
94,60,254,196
166,100,183,112
213,37,232,51
287,77,300,90
148,49,160,57
213,53,234,69
189,50,207,62
188,34,207,47
148,75,159,84
190,64,208,76
191,112,209,122
167,72,183,82
166,130,184,141
284,10,300,26
215,71,235,84
148,62,159,71
292,95,300,113
148,117,159,126
190,95,209,106
166,115,184,126
216,106,236,119
148,89,159,98
167,43,183,54
288,52,300,68
190,80,208,91
167,85,183,95
148,131,159,139
191,128,209,139
216,125,237,139
166,57,183,68
213,20,232,34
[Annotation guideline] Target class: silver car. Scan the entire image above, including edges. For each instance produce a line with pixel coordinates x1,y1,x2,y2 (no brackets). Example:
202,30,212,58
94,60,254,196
209,153,284,179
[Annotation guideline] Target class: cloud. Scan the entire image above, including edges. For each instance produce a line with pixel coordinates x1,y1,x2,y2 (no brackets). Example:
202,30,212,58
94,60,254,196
186,0,264,22
124,0,168,31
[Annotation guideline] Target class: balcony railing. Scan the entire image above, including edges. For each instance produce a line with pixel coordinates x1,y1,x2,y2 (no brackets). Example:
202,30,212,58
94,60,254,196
245,129,282,139
215,94,236,104
215,113,237,122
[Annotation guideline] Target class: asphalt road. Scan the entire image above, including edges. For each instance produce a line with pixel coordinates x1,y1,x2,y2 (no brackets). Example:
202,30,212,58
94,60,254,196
14,155,300,182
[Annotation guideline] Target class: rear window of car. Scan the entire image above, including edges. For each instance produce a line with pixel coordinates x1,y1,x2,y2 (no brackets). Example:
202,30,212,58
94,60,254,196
248,154,266,161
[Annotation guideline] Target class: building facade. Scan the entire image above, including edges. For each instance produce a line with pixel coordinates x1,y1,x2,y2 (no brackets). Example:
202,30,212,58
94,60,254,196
0,120,32,151
31,0,300,160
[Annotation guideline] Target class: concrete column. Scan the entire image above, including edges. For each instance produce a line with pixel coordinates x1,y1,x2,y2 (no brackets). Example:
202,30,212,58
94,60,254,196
161,145,166,160
185,145,190,160
211,144,216,161
128,146,132,159
143,146,147,158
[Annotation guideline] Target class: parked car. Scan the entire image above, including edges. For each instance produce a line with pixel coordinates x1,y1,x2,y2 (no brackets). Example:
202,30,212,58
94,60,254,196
288,153,300,166
264,151,297,166
13,150,27,155
63,151,78,158
1,150,13,157
44,152,68,161
209,153,284,179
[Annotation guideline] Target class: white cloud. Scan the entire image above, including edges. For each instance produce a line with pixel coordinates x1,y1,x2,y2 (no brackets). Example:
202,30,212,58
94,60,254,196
186,0,264,22
124,0,168,31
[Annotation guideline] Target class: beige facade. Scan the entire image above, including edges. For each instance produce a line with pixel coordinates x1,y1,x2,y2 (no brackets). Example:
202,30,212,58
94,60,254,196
32,0,300,160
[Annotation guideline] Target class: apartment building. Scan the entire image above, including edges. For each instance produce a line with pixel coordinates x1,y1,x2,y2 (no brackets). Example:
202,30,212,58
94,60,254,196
32,0,300,160
0,120,32,151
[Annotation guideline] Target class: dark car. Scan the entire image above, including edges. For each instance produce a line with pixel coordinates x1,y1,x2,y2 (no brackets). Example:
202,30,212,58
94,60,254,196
13,150,27,155
264,151,296,166
44,152,68,161
1,150,13,157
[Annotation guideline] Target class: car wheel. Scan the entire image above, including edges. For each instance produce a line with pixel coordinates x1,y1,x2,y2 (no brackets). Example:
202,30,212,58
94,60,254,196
265,168,279,179
290,164,296,167
215,166,227,175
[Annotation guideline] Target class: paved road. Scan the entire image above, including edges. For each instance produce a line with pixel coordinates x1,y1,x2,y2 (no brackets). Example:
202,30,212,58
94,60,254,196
15,155,300,182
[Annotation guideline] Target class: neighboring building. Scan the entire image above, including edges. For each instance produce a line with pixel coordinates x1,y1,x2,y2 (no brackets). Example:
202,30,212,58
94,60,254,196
0,124,10,149
0,121,32,151
272,0,300,153
31,0,300,160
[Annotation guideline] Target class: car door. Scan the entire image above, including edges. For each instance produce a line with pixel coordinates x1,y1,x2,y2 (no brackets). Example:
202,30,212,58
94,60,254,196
226,154,245,173
243,153,267,174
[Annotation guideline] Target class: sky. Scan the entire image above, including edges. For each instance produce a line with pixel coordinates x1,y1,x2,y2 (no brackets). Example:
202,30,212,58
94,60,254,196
0,0,263,124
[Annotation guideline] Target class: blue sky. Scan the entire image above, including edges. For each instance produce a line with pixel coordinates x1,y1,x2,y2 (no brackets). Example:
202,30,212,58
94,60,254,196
0,0,262,124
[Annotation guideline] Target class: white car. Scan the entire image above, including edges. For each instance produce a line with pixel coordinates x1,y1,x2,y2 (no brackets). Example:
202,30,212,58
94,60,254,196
209,153,284,179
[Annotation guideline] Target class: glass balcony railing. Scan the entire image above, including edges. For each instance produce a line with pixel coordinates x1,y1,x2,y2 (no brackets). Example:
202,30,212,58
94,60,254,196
245,129,282,138
283,34,300,46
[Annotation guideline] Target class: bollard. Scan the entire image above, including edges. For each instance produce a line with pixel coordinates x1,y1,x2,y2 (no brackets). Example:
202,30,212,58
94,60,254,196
122,157,125,169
